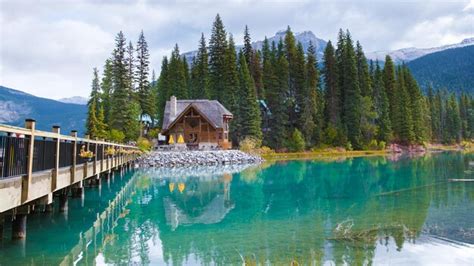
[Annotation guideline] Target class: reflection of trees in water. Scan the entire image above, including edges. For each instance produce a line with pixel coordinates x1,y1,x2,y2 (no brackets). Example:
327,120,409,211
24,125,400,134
99,153,474,265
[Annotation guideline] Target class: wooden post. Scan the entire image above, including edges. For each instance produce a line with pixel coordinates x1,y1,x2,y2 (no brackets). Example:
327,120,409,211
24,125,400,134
21,119,35,203
93,138,98,176
52,126,60,191
70,130,78,184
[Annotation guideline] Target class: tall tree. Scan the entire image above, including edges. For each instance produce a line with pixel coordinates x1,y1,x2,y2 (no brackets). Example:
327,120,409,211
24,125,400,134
373,62,392,142
243,25,253,68
135,30,154,120
323,41,340,127
224,35,241,143
383,55,397,129
302,41,320,146
101,58,113,124
250,51,264,99
126,41,136,95
340,31,362,149
208,14,228,102
266,40,290,150
190,33,210,99
86,68,101,136
157,57,170,124
168,44,188,99
237,52,262,141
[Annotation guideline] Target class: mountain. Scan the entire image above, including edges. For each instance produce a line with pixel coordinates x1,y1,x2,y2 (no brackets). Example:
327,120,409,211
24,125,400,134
366,37,474,63
182,30,327,63
0,86,87,134
407,45,474,93
58,96,88,105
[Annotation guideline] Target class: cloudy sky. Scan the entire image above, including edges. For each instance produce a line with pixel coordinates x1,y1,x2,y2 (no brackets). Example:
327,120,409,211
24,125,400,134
0,0,473,99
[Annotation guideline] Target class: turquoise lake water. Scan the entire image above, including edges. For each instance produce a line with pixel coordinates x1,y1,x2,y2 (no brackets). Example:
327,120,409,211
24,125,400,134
1,153,474,265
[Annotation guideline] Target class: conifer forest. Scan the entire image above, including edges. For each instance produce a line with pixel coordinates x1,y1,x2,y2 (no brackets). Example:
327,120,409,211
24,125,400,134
87,14,472,151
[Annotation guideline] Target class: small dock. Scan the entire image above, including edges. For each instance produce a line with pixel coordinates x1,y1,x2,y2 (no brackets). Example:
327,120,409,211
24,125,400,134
0,119,139,240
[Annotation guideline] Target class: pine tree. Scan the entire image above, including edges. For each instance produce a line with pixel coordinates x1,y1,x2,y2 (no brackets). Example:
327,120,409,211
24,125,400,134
446,94,462,143
238,52,262,141
135,30,154,120
208,14,228,101
126,41,136,95
341,31,362,149
87,68,101,136
323,41,340,127
383,55,397,129
157,57,170,123
87,100,99,138
190,33,210,99
96,105,108,139
356,41,376,144
243,25,253,69
250,51,264,99
374,62,392,142
224,35,241,143
395,66,414,144
168,44,188,99
403,65,426,143
183,57,190,97
301,41,320,146
283,26,300,129
266,40,290,150
101,58,113,124
110,32,131,134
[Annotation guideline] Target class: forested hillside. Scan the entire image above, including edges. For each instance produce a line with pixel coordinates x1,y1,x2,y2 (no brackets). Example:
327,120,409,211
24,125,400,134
408,45,474,94
85,14,474,150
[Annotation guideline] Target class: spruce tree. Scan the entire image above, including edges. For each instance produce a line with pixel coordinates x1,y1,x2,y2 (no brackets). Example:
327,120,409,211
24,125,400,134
266,40,290,150
341,31,362,149
190,33,210,99
395,66,414,144
224,35,241,143
243,25,253,68
356,41,376,144
87,68,101,136
283,26,300,129
126,41,136,95
208,14,228,101
374,62,392,142
250,51,264,99
237,52,262,141
135,30,154,121
168,44,188,99
96,105,108,139
101,59,113,124
446,94,462,143
323,41,340,127
383,55,397,128
157,57,170,123
403,65,426,143
302,41,320,146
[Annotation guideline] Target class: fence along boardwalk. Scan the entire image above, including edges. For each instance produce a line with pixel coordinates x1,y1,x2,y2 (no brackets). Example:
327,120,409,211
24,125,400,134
0,119,139,240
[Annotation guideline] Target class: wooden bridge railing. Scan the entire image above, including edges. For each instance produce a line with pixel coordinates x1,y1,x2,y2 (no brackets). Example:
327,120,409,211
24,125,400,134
0,120,137,180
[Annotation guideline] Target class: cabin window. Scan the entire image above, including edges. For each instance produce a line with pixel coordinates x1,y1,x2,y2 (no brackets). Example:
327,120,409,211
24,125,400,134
218,133,223,140
224,133,228,140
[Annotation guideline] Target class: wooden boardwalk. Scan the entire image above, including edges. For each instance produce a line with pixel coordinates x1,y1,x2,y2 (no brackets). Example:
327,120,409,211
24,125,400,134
0,119,139,239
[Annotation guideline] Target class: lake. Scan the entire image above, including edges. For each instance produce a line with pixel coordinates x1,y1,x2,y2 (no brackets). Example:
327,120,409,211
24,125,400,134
1,152,474,265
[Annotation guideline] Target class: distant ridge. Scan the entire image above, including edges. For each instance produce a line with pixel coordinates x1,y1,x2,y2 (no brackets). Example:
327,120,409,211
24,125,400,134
0,86,87,134
366,37,474,63
58,96,88,105
182,30,328,63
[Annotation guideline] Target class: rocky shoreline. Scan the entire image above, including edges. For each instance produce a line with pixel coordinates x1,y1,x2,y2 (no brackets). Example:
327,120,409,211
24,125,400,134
138,150,263,168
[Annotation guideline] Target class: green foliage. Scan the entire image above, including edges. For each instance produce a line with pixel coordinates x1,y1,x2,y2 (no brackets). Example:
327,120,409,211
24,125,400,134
287,129,306,152
137,137,152,152
239,136,262,154
108,129,125,143
208,14,228,101
190,34,210,99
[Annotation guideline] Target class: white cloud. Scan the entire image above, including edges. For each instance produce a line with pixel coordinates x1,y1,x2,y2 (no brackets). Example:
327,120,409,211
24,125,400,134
0,0,473,99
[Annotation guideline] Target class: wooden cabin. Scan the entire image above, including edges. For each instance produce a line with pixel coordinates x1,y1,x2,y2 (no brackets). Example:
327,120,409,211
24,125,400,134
161,96,233,150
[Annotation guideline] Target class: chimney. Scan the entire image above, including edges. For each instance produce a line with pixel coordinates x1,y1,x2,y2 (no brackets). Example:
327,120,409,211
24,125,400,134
170,96,177,117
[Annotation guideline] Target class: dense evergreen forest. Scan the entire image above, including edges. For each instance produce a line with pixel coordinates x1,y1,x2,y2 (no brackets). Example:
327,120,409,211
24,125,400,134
86,14,474,151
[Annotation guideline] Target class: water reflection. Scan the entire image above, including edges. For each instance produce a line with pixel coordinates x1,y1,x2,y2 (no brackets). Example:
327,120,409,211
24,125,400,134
96,153,474,265
1,154,474,265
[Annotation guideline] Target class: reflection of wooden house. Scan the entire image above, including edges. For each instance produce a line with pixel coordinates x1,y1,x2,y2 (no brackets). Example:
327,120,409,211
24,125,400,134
161,96,233,150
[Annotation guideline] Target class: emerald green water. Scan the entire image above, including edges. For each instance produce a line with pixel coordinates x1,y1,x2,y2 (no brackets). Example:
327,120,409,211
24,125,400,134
1,153,474,265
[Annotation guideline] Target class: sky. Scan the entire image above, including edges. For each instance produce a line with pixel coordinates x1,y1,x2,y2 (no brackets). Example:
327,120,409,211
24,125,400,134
0,0,473,100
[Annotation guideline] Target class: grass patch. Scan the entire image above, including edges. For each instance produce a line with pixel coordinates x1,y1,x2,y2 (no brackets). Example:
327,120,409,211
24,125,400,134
261,149,388,161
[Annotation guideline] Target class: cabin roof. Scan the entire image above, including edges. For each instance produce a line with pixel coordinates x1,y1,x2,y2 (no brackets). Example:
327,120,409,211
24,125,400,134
162,99,232,131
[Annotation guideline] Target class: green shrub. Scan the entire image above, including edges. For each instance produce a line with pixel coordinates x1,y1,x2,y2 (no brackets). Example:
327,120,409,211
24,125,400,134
137,137,152,152
345,141,353,151
147,128,160,138
378,141,386,150
287,129,306,152
239,137,262,154
108,129,125,143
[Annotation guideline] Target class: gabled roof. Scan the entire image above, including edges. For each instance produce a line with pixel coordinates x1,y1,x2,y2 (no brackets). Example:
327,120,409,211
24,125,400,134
162,99,232,131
